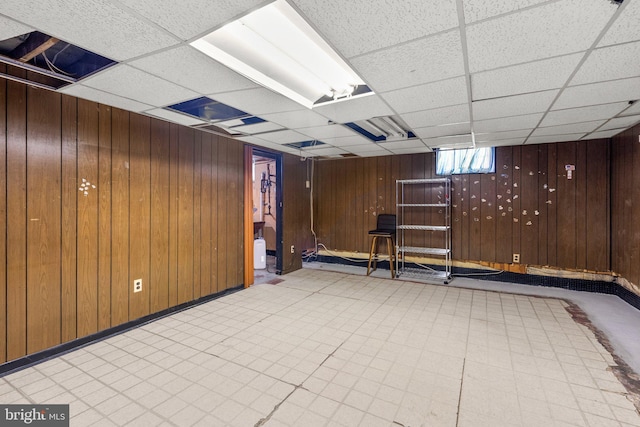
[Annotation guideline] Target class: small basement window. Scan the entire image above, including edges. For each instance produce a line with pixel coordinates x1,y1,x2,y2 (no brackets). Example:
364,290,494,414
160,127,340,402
436,147,496,175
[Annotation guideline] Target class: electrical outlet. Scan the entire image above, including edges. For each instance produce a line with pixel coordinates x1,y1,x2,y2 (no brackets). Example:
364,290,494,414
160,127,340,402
134,279,142,293
513,254,520,263
290,245,295,254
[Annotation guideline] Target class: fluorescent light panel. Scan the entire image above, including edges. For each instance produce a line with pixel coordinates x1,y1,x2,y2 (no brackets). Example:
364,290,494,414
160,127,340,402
191,0,369,109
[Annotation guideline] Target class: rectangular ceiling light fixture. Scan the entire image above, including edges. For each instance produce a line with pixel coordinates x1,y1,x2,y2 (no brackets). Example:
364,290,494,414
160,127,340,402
191,0,371,109
345,116,416,142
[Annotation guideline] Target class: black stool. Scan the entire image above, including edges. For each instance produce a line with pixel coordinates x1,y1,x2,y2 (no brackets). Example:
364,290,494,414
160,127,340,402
367,214,396,278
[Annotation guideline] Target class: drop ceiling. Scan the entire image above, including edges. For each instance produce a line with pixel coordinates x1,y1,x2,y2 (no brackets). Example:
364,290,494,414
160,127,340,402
1,0,639,158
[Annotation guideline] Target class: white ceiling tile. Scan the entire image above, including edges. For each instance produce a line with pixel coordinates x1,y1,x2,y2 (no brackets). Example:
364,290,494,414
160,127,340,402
466,0,615,72
475,114,544,133
296,124,357,140
117,0,265,40
583,129,626,139
253,130,310,144
320,135,373,146
346,144,392,156
472,54,583,100
423,134,476,149
260,110,328,129
532,120,605,136
213,88,302,116
570,41,640,86
462,0,551,24
81,65,198,107
389,146,433,155
0,15,32,39
400,105,469,130
381,77,468,114
0,0,178,61
475,130,532,142
598,0,640,47
553,77,640,110
129,46,257,94
145,108,205,126
414,123,471,139
542,102,629,126
620,101,640,117
313,95,394,123
291,0,458,58
599,115,640,131
351,30,465,93
58,84,153,112
525,133,586,144
237,121,285,134
302,146,347,156
376,139,426,150
476,138,526,147
473,91,557,121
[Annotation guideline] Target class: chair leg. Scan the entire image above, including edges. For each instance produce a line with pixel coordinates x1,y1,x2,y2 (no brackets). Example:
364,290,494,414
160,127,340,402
386,237,395,279
367,236,378,276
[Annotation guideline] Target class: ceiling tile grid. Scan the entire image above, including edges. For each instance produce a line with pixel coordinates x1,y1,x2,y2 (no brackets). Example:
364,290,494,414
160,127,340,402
115,0,267,41
471,54,583,100
465,0,616,73
79,64,199,107
290,0,459,58
381,77,469,114
569,41,640,86
0,0,179,61
0,0,638,158
350,29,465,93
0,15,32,40
128,46,258,95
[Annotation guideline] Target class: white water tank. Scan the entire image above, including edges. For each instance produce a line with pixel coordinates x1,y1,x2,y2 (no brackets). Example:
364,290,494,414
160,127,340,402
254,238,266,269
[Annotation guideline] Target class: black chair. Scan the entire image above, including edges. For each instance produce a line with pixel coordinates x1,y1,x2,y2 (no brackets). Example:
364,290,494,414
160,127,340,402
367,214,396,278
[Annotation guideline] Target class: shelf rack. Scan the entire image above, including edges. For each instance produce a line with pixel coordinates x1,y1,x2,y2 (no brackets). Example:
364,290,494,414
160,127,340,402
395,178,452,284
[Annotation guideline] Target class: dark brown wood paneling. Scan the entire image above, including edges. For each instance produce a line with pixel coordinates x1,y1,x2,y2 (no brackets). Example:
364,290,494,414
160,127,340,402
210,135,219,294
480,171,496,263
495,147,513,263
511,146,522,264
216,139,228,291
6,80,28,360
520,145,539,265
537,145,549,266
194,133,203,297
556,142,577,268
77,99,99,337
168,124,179,307
546,144,558,266
177,127,194,303
232,141,244,285
0,76,6,362
97,104,112,331
468,174,482,261
25,88,62,354
129,114,151,320
150,119,170,312
61,95,77,344
200,134,213,294
111,108,130,326
586,139,609,271
575,142,588,270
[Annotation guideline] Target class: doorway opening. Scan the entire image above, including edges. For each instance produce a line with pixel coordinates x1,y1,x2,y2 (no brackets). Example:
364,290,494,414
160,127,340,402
251,148,283,284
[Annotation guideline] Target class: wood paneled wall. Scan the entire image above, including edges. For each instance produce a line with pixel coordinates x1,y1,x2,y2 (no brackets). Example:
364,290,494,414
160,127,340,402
0,79,244,363
314,141,610,272
612,123,640,287
282,155,313,274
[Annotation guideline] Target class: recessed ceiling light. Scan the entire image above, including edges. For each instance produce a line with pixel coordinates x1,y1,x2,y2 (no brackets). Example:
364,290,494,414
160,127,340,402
191,0,371,109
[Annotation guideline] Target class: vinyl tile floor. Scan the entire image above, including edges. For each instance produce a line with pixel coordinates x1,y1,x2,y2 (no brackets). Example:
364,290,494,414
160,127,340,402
2,265,640,426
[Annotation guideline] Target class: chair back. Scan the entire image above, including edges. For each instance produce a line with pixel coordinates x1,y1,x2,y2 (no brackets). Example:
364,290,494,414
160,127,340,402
375,214,396,232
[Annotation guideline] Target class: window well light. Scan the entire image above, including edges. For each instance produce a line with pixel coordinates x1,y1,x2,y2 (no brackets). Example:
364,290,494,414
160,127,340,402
191,0,370,109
